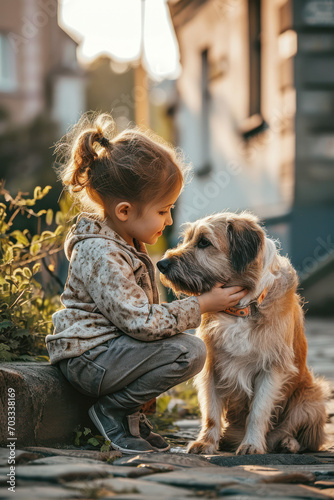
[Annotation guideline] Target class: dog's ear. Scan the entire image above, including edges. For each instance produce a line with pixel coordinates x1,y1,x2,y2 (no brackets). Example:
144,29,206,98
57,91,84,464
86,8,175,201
227,219,263,273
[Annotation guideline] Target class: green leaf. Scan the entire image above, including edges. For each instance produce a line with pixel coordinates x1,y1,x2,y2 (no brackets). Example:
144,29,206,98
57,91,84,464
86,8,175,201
100,440,111,453
18,278,30,290
40,230,54,241
55,211,64,225
33,186,52,201
36,209,47,217
0,274,7,285
0,349,15,361
156,395,171,413
12,329,30,338
32,263,41,275
5,276,18,286
17,354,35,361
74,431,82,446
13,268,24,278
11,242,24,249
30,242,41,256
55,225,64,236
34,186,42,200
22,267,32,279
46,209,53,226
83,427,92,436
31,234,40,243
87,437,100,447
10,230,30,247
42,186,52,196
4,247,13,263
0,320,14,331
31,278,42,289
25,199,36,207
33,355,50,361
0,343,11,352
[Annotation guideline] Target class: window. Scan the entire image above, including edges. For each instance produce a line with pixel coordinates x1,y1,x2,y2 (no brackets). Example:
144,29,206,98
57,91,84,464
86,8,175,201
0,34,17,92
241,0,268,139
248,0,261,117
197,48,212,176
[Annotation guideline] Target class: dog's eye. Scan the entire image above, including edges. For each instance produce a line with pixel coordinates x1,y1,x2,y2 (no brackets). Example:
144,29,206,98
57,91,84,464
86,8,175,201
197,237,212,248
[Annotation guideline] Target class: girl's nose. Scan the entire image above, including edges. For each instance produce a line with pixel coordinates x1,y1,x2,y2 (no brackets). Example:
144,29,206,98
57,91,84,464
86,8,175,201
166,213,173,226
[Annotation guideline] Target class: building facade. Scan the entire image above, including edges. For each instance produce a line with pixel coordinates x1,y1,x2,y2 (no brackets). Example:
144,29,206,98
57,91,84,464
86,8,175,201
0,0,85,132
168,0,334,313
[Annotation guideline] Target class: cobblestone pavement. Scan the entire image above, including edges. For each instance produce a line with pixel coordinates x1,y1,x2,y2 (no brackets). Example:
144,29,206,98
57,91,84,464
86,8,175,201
0,318,333,499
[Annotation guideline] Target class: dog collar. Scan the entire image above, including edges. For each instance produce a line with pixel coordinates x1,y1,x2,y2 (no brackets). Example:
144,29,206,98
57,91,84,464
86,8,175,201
223,287,268,318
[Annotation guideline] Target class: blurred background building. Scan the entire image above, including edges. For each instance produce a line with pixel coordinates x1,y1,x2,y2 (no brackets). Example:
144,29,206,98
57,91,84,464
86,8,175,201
0,0,333,313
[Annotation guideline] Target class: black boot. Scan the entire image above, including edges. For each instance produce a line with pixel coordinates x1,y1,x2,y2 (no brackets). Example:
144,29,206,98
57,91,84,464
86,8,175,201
88,403,155,454
128,411,170,452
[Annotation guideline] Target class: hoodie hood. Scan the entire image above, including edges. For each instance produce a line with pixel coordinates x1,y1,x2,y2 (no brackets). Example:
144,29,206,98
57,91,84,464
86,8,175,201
64,212,148,261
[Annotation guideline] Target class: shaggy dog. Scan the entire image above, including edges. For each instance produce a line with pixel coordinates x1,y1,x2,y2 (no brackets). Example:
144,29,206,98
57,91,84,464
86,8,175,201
157,211,329,455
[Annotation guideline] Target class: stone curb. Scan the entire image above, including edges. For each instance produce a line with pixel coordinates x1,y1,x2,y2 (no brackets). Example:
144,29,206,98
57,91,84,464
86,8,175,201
0,362,96,447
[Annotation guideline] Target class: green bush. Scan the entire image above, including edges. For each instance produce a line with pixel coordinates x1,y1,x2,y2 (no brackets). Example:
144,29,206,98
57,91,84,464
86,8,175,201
0,181,77,362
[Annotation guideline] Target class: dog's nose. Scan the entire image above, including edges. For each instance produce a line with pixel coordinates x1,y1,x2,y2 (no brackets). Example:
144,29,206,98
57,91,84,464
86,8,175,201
157,258,173,274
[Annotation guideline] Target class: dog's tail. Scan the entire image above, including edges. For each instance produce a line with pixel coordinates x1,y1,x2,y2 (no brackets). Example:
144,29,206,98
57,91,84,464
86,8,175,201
290,372,331,451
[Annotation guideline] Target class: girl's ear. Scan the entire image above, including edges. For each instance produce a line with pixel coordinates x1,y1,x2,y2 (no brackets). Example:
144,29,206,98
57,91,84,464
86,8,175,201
227,219,264,274
115,202,133,221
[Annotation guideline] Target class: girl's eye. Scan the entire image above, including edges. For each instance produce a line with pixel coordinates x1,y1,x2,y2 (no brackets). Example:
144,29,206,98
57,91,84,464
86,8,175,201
159,204,175,216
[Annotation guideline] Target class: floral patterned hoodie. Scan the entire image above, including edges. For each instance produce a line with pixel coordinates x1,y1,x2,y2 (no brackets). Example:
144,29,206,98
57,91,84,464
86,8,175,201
45,213,202,365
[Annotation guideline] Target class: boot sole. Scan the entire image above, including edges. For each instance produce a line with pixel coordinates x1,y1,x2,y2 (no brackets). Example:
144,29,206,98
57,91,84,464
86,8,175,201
149,443,171,452
88,406,154,455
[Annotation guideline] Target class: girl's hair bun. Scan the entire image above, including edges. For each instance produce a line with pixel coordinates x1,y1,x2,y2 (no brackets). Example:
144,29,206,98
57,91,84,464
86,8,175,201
98,136,110,148
55,112,115,194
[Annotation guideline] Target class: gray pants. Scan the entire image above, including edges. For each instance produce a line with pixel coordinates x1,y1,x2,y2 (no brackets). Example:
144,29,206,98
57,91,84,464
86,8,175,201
58,332,206,413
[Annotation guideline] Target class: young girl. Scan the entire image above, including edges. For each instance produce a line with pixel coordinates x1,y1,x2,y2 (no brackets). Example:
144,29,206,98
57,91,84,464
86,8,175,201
45,112,247,454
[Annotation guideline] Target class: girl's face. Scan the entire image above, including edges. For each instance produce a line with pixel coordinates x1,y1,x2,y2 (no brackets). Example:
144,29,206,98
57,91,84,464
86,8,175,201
129,191,180,246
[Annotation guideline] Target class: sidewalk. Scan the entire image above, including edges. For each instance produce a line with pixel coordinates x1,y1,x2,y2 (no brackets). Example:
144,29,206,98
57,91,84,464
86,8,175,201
0,317,333,499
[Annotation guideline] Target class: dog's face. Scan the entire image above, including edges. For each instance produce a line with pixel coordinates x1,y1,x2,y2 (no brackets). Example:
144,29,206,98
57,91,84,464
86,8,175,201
157,211,265,296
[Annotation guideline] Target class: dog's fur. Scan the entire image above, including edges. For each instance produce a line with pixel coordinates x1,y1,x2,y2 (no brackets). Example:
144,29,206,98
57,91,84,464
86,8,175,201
158,211,329,455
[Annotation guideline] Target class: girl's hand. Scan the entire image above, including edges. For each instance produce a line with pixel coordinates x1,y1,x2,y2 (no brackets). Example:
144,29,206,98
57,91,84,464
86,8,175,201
197,283,248,314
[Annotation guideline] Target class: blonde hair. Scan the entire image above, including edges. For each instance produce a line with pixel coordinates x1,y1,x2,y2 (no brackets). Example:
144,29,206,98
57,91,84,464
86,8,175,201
54,111,192,219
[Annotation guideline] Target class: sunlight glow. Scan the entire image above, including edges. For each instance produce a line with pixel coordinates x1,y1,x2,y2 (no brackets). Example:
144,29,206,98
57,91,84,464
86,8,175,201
59,0,181,80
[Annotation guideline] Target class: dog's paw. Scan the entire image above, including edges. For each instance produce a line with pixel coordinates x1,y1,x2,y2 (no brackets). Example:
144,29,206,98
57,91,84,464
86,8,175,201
187,440,218,455
280,437,300,454
236,442,266,455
